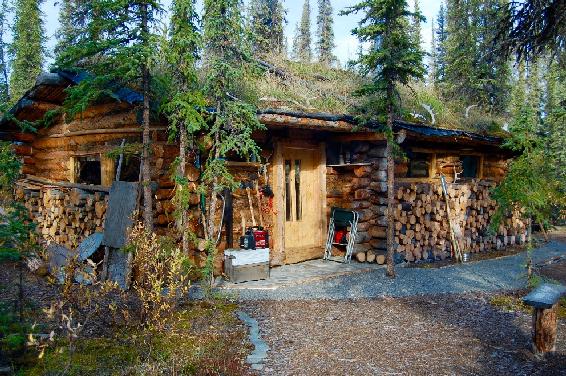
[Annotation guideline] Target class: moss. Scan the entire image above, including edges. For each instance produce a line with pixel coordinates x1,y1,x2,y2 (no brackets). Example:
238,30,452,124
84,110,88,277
490,295,533,314
24,301,249,375
490,294,566,320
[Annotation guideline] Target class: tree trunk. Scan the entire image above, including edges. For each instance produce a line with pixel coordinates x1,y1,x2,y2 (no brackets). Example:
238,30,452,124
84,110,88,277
385,84,396,278
532,305,558,354
141,4,153,231
179,123,189,254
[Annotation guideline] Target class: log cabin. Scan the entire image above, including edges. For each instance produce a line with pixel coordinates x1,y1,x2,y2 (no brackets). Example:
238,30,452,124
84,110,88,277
0,71,525,270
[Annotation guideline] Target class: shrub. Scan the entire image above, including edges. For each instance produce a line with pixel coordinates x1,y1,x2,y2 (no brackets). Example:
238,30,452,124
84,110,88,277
126,222,192,329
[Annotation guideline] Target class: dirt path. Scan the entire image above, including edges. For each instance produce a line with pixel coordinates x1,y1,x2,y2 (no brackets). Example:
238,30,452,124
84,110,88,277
241,235,566,375
243,294,566,376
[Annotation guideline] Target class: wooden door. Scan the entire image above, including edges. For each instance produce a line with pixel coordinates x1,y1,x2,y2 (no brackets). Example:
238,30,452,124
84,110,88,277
282,146,324,263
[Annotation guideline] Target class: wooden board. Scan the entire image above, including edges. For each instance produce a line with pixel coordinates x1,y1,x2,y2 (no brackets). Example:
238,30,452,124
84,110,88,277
281,144,324,264
102,181,139,248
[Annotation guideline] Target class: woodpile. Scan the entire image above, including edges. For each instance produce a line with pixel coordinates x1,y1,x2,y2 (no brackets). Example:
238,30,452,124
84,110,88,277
327,142,389,260
17,185,108,249
393,180,527,262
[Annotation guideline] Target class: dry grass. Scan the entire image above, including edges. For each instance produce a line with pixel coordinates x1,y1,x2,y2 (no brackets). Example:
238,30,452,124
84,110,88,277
248,54,363,114
247,55,509,135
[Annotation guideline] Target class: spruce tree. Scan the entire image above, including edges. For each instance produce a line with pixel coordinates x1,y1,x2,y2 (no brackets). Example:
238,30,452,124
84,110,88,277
0,0,10,107
202,0,263,285
163,0,206,254
293,0,312,62
491,58,562,239
434,3,447,84
443,0,510,112
55,0,162,231
545,60,566,189
316,0,335,65
249,0,286,55
9,0,45,102
428,17,437,86
443,0,478,107
54,0,91,59
410,0,422,49
343,0,425,278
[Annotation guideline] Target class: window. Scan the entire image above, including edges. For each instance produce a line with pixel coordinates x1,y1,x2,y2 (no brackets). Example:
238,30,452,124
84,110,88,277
294,160,302,220
118,155,141,182
77,156,101,185
407,152,430,178
285,160,291,221
285,159,303,222
461,155,479,178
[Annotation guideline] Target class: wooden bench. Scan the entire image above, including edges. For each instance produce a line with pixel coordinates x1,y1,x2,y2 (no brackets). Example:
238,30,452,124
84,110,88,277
522,283,566,354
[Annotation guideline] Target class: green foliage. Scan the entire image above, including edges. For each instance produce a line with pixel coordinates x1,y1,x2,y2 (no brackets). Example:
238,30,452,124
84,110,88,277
0,142,34,262
0,0,10,107
316,0,335,65
440,0,510,113
249,0,286,55
54,0,163,119
202,0,264,190
409,0,422,53
342,0,426,119
292,0,312,62
9,0,45,103
433,3,447,84
490,56,564,231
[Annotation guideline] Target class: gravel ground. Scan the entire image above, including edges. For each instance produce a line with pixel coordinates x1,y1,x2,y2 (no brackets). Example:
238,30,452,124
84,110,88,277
230,240,566,301
242,294,566,376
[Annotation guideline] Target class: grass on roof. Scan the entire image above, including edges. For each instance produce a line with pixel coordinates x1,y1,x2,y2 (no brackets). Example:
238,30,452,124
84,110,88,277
248,55,508,136
247,54,363,114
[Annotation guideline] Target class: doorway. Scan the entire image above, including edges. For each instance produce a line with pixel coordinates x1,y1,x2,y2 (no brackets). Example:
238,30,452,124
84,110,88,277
280,144,325,263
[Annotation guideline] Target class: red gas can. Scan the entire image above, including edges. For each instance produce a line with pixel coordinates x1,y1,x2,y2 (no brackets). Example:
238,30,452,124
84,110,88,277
251,227,269,249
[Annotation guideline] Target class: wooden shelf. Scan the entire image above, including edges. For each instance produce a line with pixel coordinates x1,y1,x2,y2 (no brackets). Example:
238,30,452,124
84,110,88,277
225,161,261,168
326,162,372,168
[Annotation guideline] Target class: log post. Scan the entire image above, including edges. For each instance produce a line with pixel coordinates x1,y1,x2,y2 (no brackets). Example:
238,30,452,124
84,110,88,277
531,305,558,354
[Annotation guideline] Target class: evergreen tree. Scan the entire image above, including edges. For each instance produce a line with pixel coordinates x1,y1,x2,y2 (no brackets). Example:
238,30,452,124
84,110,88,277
249,0,286,55
293,0,312,62
491,58,562,238
428,17,437,86
0,0,10,107
54,0,91,59
343,0,425,277
202,0,263,285
163,0,206,254
316,0,335,65
434,3,447,84
9,0,45,102
55,0,162,230
443,0,510,112
474,0,511,112
410,0,422,49
443,0,478,107
545,60,566,189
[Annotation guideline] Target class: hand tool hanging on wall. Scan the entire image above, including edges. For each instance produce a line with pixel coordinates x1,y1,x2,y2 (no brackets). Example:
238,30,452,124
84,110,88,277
242,181,257,227
255,180,264,227
440,174,463,262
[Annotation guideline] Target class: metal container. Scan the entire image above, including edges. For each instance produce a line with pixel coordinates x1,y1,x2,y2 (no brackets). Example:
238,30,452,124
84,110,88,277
224,248,270,283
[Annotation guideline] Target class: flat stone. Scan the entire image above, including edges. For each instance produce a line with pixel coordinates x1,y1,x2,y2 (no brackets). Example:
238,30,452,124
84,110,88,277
522,283,566,309
76,232,104,261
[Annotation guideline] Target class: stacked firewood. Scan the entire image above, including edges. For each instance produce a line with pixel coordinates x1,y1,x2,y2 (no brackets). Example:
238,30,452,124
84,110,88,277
393,180,527,262
17,186,107,248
